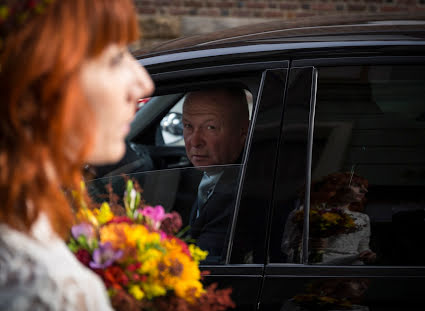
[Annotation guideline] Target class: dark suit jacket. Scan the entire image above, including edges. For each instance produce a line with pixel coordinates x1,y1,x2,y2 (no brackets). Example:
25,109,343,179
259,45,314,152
189,166,241,262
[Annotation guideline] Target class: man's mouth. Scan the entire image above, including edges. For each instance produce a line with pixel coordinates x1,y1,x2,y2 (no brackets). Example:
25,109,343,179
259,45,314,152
192,155,208,160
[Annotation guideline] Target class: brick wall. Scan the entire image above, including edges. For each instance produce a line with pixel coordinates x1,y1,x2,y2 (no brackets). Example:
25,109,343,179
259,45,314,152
135,0,425,18
133,0,425,48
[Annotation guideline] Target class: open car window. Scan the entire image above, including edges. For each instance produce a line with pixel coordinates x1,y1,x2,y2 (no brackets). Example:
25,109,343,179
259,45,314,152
86,165,243,264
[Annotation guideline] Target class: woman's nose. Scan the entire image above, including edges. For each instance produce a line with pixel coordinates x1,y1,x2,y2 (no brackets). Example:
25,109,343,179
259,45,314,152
131,56,155,100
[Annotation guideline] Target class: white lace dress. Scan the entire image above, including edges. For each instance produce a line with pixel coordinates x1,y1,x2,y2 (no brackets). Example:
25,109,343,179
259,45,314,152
321,209,371,265
0,214,113,311
281,206,372,265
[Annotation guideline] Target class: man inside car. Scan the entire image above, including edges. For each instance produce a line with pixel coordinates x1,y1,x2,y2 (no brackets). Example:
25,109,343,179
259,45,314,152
182,87,249,260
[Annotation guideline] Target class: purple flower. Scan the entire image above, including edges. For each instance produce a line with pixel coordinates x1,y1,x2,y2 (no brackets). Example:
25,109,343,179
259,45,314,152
89,242,123,269
71,222,95,240
140,205,166,229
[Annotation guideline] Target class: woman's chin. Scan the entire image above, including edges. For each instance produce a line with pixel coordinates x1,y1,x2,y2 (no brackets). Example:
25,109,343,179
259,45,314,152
86,142,126,166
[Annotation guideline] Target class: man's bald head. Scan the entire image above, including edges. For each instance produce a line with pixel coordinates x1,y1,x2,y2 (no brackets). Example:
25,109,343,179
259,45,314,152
184,88,249,127
182,88,249,167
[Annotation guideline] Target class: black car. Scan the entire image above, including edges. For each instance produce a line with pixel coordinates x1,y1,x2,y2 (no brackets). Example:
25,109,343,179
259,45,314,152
87,14,425,311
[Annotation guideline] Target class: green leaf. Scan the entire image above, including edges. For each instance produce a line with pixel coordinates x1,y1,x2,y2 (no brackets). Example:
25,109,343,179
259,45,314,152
175,225,191,238
135,192,141,209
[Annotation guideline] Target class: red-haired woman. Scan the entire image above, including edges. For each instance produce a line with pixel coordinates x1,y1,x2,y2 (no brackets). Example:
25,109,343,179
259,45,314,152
311,172,376,265
282,172,376,265
0,0,154,309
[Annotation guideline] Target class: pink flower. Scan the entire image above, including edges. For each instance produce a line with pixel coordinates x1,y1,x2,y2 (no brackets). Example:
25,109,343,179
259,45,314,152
139,205,166,230
160,231,167,240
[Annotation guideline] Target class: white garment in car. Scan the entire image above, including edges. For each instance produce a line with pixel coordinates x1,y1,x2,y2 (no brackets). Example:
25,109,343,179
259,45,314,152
321,209,371,265
0,214,113,311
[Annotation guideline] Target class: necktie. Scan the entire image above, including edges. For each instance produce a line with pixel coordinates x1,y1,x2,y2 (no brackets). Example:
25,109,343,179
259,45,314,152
197,172,215,210
195,171,225,219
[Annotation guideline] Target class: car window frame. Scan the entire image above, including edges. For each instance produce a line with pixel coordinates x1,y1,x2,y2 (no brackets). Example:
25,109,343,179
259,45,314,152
267,55,425,272
137,60,291,268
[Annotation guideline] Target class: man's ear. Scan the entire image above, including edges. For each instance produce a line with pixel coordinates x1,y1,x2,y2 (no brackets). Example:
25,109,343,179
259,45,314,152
240,122,248,142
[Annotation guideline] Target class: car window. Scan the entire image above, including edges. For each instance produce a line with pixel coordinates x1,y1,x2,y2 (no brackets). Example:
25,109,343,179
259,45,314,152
306,64,425,266
87,80,260,265
158,96,185,146
86,165,242,264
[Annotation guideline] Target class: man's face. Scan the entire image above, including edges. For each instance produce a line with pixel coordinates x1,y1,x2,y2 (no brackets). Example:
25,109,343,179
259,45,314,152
182,92,247,167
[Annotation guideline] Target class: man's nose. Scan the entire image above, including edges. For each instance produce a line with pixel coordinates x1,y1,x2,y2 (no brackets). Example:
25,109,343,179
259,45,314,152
190,129,204,147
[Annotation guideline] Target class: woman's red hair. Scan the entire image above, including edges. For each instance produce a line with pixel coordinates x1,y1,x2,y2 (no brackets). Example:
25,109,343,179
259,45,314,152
310,172,369,210
0,0,140,238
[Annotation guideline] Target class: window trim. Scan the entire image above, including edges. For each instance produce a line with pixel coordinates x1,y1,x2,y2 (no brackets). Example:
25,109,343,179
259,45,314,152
224,69,268,264
150,60,289,83
293,55,425,67
301,67,318,264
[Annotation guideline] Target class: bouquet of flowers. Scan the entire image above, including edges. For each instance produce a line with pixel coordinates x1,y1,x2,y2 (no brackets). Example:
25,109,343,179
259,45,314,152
290,278,369,311
293,204,358,238
292,204,359,262
68,180,235,311
292,293,353,311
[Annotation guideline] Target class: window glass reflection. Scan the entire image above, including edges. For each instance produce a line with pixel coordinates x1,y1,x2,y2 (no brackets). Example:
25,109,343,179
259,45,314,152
310,65,425,265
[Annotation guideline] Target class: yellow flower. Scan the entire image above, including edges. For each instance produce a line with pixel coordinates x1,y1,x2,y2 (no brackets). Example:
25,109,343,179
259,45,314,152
124,224,151,247
189,244,208,263
139,248,163,276
129,285,145,300
322,212,341,224
319,296,337,303
100,223,131,249
142,282,167,299
174,280,204,302
94,202,113,225
75,207,98,227
0,6,9,19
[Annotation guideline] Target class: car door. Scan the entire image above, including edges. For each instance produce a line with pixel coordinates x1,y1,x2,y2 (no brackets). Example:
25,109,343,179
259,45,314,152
261,56,425,310
87,58,289,310
197,67,288,311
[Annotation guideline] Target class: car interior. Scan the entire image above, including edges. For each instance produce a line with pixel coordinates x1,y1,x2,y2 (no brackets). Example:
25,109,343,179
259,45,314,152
85,77,256,258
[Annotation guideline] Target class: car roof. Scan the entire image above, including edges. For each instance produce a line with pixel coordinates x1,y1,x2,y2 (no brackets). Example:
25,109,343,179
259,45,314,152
136,14,425,55
135,14,425,73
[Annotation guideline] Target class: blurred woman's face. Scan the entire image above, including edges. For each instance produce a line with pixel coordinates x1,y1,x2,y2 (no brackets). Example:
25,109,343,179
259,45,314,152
80,44,154,165
349,183,368,202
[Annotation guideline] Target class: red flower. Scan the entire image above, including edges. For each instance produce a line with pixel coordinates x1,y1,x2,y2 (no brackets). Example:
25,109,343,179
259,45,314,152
160,212,182,235
110,288,143,311
76,249,91,267
130,273,147,283
127,262,141,272
27,0,37,9
104,266,129,289
92,268,105,279
106,216,133,225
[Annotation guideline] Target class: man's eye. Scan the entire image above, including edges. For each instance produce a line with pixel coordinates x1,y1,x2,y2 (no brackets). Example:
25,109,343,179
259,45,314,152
184,123,192,129
207,125,216,130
